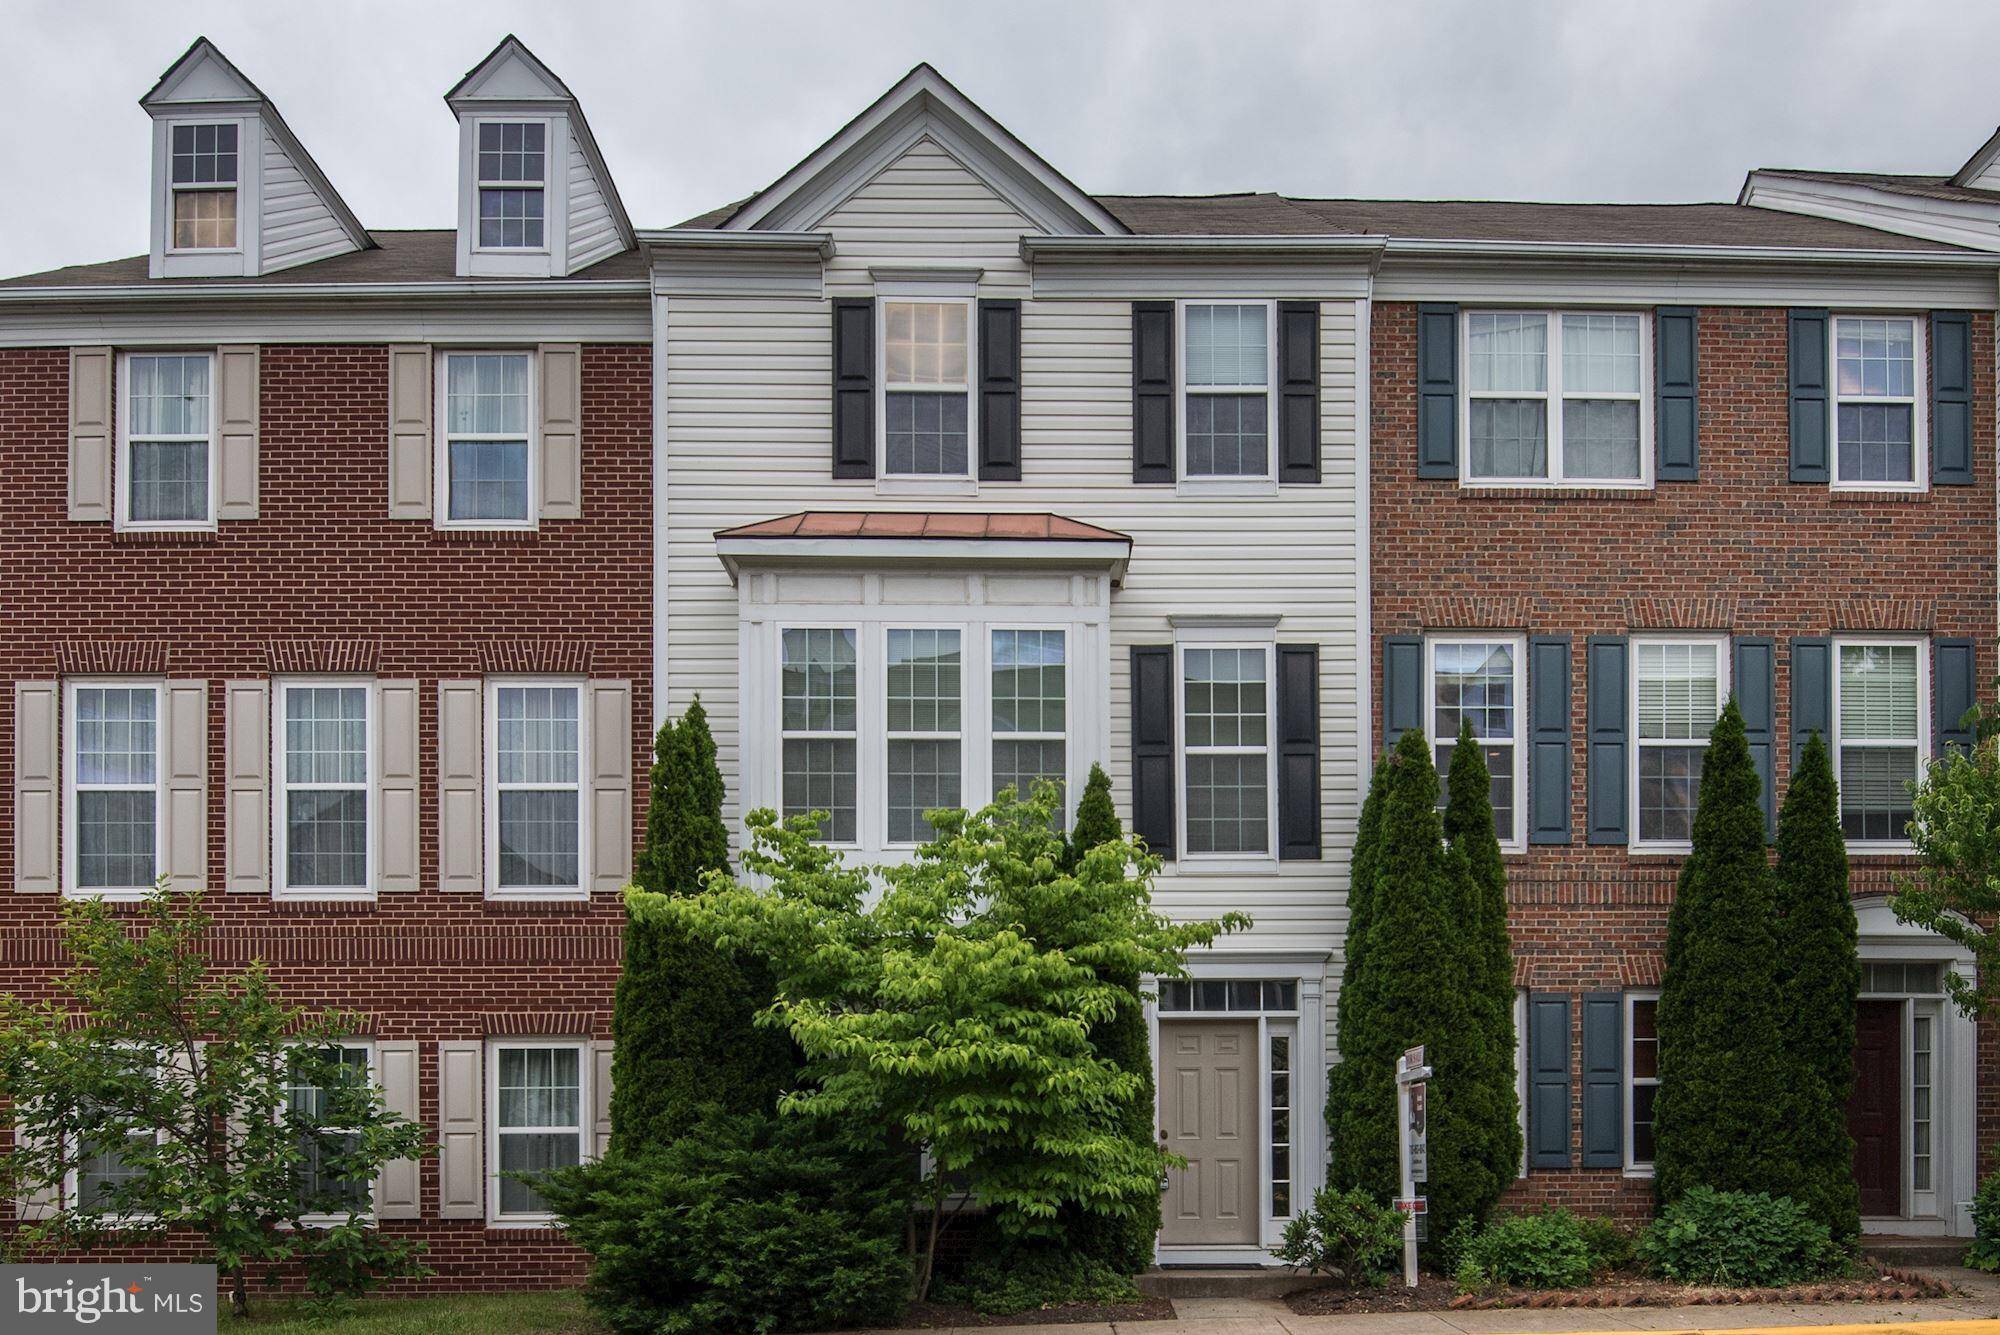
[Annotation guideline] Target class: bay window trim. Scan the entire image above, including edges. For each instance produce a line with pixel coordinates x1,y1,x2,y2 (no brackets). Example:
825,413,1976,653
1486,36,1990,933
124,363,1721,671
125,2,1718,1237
485,1038,588,1226
1176,298,1280,491
1458,308,1654,490
1627,634,1730,855
433,348,540,533
874,290,979,482
271,677,378,902
1173,629,1279,870
483,676,590,901
1424,632,1529,852
1829,313,1928,493
62,677,166,901
115,349,219,533
1831,635,1930,854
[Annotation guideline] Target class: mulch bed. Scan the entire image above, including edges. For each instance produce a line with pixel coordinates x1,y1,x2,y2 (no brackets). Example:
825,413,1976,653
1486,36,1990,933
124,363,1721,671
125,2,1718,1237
1287,1265,1955,1315
899,1296,1175,1327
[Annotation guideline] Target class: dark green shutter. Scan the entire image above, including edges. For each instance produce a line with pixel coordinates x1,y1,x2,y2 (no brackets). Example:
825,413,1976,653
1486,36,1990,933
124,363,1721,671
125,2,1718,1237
1790,637,1832,769
1655,307,1699,481
1416,304,1459,479
1278,301,1321,483
831,299,875,478
1131,646,1176,857
1788,309,1830,483
1528,993,1572,1170
1132,302,1175,483
977,299,1022,481
1733,636,1777,840
1528,636,1572,845
1383,636,1424,747
1277,644,1320,859
1933,311,1975,486
1579,992,1624,1169
1936,638,1976,756
1586,637,1628,845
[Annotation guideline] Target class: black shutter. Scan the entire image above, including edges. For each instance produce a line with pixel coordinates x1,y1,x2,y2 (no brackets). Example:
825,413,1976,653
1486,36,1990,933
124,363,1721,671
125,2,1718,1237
1936,637,1977,756
1788,309,1830,484
1579,993,1624,1169
1585,637,1628,845
1277,644,1320,860
831,298,875,478
1528,993,1572,1170
1416,304,1459,479
1790,637,1833,770
1933,310,1975,486
1382,636,1425,747
1131,645,1176,858
977,300,1022,481
1132,301,1175,483
1278,301,1321,483
1655,307,1699,481
1528,636,1573,845
1733,637,1777,840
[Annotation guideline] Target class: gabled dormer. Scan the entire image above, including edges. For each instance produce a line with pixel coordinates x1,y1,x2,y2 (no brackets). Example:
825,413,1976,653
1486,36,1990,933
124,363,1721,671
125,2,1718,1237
445,36,634,278
140,38,370,279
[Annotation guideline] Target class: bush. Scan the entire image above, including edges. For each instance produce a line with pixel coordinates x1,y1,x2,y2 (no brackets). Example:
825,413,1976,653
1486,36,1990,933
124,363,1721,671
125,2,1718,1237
542,1110,910,1334
1274,1188,1405,1288
1637,1187,1843,1287
932,1248,1142,1315
1968,1167,2000,1273
1454,1210,1595,1290
1577,1214,1636,1274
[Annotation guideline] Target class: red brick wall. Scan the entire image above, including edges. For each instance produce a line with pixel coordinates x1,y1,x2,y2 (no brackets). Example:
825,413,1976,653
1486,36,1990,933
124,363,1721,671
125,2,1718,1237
1369,303,1998,1221
0,343,652,1285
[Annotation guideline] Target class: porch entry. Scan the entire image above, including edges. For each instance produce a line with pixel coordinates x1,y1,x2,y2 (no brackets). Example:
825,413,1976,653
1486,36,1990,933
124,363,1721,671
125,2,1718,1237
1848,962,1944,1222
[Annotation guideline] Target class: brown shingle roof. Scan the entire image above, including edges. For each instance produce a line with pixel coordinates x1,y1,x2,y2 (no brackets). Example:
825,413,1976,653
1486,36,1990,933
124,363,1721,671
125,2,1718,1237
717,511,1130,543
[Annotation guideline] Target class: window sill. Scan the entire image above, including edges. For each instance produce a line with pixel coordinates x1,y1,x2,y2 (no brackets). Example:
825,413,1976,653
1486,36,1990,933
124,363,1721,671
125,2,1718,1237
1628,844,1693,858
483,893,594,911
434,526,542,542
484,1217,564,1232
1827,488,1933,503
62,888,153,902
874,477,979,498
1452,484,1654,501
1168,856,1281,877
110,528,221,544
1176,478,1279,499
271,895,380,914
1624,1167,1656,1180
1848,843,1918,857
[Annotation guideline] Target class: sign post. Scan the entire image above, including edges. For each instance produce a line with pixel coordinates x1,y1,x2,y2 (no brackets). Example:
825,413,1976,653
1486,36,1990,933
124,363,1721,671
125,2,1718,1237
1395,1044,1432,1288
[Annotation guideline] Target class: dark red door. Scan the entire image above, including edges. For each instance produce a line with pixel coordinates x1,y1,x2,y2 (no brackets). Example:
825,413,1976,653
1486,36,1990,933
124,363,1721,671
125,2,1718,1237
1850,1000,1903,1217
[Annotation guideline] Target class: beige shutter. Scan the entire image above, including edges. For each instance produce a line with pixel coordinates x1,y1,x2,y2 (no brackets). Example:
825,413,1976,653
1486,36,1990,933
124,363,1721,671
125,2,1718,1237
387,345,433,520
69,347,113,522
162,681,209,891
376,681,420,893
590,1040,614,1161
437,681,484,893
538,344,583,519
14,681,59,893
216,345,260,520
223,681,270,893
588,680,633,893
436,1041,483,1219
14,1123,63,1219
374,1040,421,1219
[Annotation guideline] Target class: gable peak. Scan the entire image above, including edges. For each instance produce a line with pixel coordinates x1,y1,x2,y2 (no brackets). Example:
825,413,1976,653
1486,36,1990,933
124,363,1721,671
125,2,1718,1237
446,35,573,106
141,37,262,108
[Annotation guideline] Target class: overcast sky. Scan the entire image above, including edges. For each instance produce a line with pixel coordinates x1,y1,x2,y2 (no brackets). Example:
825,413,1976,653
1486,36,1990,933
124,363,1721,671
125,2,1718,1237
5,0,2000,276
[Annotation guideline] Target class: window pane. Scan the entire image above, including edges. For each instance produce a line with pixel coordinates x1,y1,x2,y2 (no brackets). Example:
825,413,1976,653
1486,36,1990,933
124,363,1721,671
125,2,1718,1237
129,354,212,437
498,791,580,887
477,121,546,183
887,739,962,844
1185,305,1269,387
1637,643,1720,740
172,189,238,249
1840,747,1916,842
76,687,158,786
883,392,969,475
1639,746,1702,844
478,187,546,248
77,1133,151,1212
77,791,157,889
446,354,531,434
498,1047,581,1127
993,739,1066,809
1631,1000,1658,1076
883,302,967,386
1836,317,1916,398
287,791,368,888
1186,754,1270,854
497,687,580,785
1631,1082,1657,1165
1560,314,1642,393
781,739,857,842
1433,642,1515,741
129,441,210,523
887,630,961,733
781,629,857,733
1840,644,1919,740
1468,400,1548,478
1562,400,1641,480
286,687,368,784
992,630,1066,734
1185,395,1270,477
447,440,529,522
1435,741,1514,841
1466,313,1547,392
1184,649,1268,748
1836,404,1915,484
171,123,238,185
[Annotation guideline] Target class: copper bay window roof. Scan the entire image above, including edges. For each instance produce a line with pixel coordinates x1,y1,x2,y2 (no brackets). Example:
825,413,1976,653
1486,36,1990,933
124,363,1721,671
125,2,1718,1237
713,511,1133,580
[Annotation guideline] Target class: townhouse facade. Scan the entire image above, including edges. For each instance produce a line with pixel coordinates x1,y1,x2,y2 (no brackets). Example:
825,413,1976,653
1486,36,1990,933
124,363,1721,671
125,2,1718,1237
2,34,1998,1282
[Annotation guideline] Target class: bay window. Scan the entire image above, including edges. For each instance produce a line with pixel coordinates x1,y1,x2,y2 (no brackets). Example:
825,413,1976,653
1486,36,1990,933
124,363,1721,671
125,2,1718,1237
1832,316,1924,488
1631,639,1726,849
991,628,1068,821
1181,301,1276,480
886,629,963,843
1463,311,1648,486
66,681,163,896
781,628,860,843
488,681,586,896
1426,636,1525,847
1833,640,1927,846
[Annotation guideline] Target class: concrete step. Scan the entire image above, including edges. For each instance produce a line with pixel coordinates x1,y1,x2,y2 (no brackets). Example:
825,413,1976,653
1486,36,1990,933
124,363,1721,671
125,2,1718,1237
1862,1234,1971,1267
1136,1266,1317,1300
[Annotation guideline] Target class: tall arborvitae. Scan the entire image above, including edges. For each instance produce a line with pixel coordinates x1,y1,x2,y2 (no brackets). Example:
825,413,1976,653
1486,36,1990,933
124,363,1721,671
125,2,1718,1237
1063,763,1121,873
610,700,793,1152
1325,750,1391,1191
1653,700,1795,1206
1773,732,1861,1240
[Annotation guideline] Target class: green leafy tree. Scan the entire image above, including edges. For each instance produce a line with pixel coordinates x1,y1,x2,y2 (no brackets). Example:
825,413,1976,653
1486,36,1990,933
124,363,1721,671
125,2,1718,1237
634,784,1244,1299
610,699,792,1152
1894,703,2000,1021
1325,750,1390,1190
1653,700,1795,1207
0,886,431,1317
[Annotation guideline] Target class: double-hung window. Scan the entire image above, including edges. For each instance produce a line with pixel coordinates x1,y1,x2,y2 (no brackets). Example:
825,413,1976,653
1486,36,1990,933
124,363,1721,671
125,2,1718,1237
119,352,215,530
991,628,1068,821
1181,301,1275,480
276,681,373,897
489,1041,585,1222
781,628,860,844
1631,639,1726,850
489,682,586,897
169,122,238,250
1833,316,1925,488
1833,640,1927,847
285,1043,374,1218
1464,311,1648,486
881,301,973,477
438,351,536,529
66,681,162,896
1427,636,1526,847
1180,645,1274,857
475,122,547,250
1627,993,1660,1172
886,629,962,844
72,1046,162,1217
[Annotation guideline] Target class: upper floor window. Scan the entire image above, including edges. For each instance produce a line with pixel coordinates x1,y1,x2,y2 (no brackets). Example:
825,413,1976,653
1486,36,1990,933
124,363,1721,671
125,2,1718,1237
476,122,547,250
65,681,162,896
169,122,238,250
1833,316,1925,489
1833,640,1927,847
1180,644,1273,858
275,681,373,898
1463,311,1649,487
1427,635,1526,848
1631,638,1726,850
1181,302,1275,480
438,351,535,529
489,681,586,897
881,301,972,477
119,352,215,530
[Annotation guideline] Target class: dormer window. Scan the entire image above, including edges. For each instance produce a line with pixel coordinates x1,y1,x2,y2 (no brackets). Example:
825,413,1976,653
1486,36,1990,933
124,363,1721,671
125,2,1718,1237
476,122,547,251
169,123,239,250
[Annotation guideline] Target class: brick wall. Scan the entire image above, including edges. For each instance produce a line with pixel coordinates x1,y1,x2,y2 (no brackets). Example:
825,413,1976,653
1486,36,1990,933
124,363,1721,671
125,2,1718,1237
1369,302,1999,1220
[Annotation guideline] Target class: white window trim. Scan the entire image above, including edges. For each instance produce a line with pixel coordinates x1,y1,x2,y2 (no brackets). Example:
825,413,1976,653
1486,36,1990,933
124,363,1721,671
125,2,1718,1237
433,348,540,532
285,1039,377,1227
883,626,967,847
990,626,1072,816
62,678,166,901
163,119,245,259
272,678,378,902
1627,635,1730,854
469,117,555,257
64,1042,165,1225
485,1038,589,1226
1459,309,1654,490
875,294,978,484
484,677,590,902
1176,299,1280,493
1174,628,1279,871
1831,636,1930,855
1830,314,1929,494
1625,989,1660,1176
1424,633,1529,853
115,350,219,533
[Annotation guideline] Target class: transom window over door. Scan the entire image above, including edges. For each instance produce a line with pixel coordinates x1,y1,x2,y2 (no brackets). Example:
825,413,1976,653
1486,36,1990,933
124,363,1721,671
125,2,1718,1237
492,683,584,895
886,629,963,844
1182,302,1274,478
991,629,1067,820
1632,640,1725,848
882,301,971,476
1464,311,1647,485
169,122,238,249
122,353,214,528
1833,317,1924,487
1182,646,1272,856
1834,641,1926,845
1428,637,1524,846
68,683,161,894
476,122,547,249
781,628,859,843
277,683,372,896
440,352,534,527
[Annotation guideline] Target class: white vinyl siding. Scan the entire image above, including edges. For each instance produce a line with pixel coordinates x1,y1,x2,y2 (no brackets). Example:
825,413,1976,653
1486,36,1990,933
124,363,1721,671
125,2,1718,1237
1426,635,1527,850
1630,638,1727,851
565,136,622,272
1832,316,1927,491
1833,639,1929,850
118,352,216,531
1461,310,1650,487
258,125,355,272
65,681,164,897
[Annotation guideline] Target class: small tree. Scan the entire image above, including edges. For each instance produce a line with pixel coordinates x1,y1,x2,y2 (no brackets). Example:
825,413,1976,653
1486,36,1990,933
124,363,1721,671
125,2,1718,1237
1325,750,1390,1190
1064,763,1121,872
1653,700,1794,1207
1895,707,2000,1021
0,887,431,1317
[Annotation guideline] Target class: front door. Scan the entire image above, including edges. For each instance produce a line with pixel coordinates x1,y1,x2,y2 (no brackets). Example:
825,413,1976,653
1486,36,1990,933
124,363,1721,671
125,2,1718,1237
1851,1000,1903,1217
1160,1020,1259,1246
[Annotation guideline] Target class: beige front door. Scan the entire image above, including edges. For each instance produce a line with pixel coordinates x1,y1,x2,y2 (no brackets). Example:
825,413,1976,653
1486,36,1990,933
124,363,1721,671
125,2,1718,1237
1159,1019,1260,1246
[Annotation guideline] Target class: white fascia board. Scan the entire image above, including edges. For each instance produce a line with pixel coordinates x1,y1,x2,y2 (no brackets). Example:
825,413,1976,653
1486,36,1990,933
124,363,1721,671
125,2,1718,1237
1953,127,2000,188
715,536,1131,583
1382,235,1998,267
0,278,649,303
1740,175,2000,254
638,229,833,258
1023,235,1386,265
